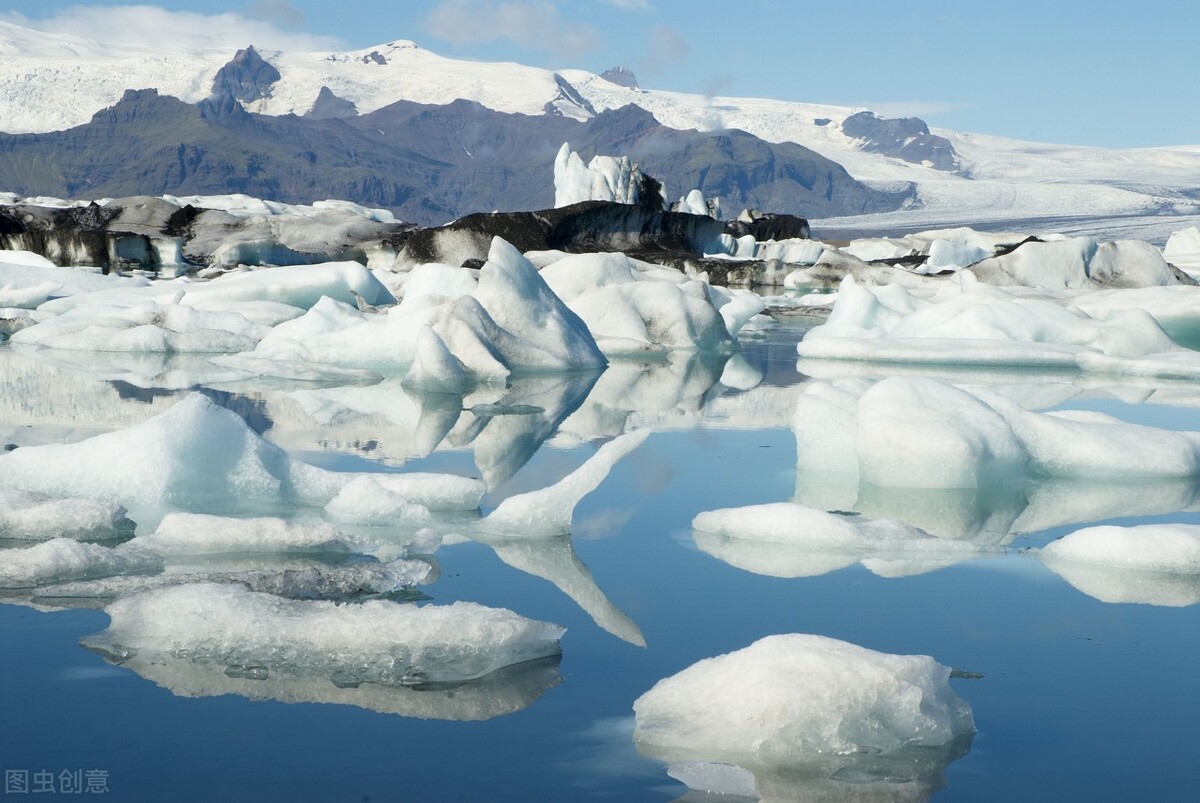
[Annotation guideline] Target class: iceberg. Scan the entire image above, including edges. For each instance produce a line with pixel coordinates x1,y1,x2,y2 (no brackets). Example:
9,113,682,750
0,490,133,541
793,377,1200,490
132,513,378,556
691,503,981,578
83,583,565,685
797,273,1200,380
240,238,606,381
1039,524,1200,606
553,143,662,208
539,251,752,355
0,539,161,589
633,634,974,799
0,393,484,525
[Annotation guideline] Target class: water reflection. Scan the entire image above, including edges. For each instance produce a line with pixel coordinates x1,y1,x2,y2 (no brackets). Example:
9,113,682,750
467,532,645,646
82,638,562,721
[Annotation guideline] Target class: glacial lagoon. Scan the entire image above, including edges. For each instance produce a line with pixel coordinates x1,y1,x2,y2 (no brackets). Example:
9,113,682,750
1,313,1198,802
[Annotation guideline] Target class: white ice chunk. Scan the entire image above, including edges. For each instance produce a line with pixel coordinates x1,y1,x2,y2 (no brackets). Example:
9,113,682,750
553,142,660,207
133,513,375,556
793,377,1200,490
692,503,980,578
0,539,161,589
11,298,269,353
540,252,739,354
402,325,468,394
0,490,132,541
1164,226,1200,274
1039,524,1200,606
85,584,564,685
633,634,974,796
798,274,1200,379
1041,524,1200,574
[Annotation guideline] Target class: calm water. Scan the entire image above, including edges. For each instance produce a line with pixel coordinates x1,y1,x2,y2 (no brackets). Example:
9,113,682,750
1,319,1198,802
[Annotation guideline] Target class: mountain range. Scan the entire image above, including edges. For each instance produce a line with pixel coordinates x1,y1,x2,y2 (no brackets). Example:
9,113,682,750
2,21,1199,238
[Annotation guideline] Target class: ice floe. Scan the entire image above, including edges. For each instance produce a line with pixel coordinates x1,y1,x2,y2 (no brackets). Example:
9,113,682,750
633,634,974,799
0,393,484,525
0,490,133,541
83,583,565,685
691,503,981,578
793,377,1200,491
1038,524,1200,606
0,539,160,589
239,238,606,381
539,251,759,355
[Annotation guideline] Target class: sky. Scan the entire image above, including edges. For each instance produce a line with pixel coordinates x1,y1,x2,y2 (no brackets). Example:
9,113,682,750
2,0,1198,148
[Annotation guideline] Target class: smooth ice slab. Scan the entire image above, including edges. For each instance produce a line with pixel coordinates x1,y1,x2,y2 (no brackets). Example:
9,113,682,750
692,503,980,578
83,583,565,685
133,513,377,556
1039,524,1200,606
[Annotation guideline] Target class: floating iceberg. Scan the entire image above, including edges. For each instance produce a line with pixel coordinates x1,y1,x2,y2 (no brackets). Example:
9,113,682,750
969,236,1184,289
798,273,1200,379
692,503,980,578
539,251,757,355
793,377,1200,490
240,238,606,381
1039,524,1200,606
633,634,974,799
11,297,270,353
0,393,484,524
553,143,663,208
0,490,133,541
0,539,161,589
132,513,377,556
0,250,150,309
83,584,565,685
1165,226,1200,275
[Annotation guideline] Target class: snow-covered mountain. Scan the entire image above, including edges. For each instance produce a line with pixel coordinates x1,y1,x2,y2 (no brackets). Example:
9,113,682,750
2,19,1199,239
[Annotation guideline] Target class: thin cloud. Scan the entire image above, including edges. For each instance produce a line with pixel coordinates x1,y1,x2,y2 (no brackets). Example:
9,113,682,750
425,1,596,57
246,0,306,31
865,101,976,119
1,5,343,52
603,0,652,9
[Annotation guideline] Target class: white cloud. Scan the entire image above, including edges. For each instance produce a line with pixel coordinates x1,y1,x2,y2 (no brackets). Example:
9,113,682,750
603,0,652,9
425,1,596,56
1,4,343,53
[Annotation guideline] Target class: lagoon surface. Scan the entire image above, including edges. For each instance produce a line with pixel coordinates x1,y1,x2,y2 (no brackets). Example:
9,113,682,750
2,317,1198,802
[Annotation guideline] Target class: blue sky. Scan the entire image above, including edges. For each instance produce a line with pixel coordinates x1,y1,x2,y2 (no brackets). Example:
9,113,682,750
4,0,1198,148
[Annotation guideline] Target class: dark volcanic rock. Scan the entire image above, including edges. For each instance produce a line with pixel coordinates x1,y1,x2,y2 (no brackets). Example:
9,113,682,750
544,74,597,118
210,46,281,103
395,201,726,269
305,86,358,120
841,111,959,171
0,92,911,227
600,66,639,89
727,209,811,241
